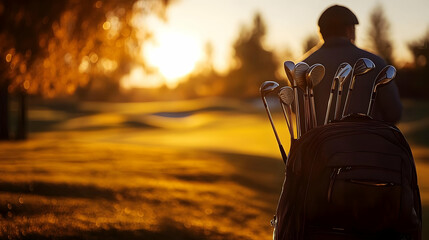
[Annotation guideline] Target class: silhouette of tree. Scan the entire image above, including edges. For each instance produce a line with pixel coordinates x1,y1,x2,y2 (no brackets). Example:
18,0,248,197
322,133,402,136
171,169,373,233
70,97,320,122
0,0,172,140
398,28,429,99
367,4,394,65
408,29,429,69
225,12,278,98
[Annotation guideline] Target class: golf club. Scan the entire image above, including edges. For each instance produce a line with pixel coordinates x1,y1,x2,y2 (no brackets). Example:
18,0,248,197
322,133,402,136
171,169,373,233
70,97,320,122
324,63,351,125
284,61,299,139
278,86,295,144
306,64,325,128
260,81,287,163
293,62,310,134
367,65,396,117
342,58,376,118
334,64,352,120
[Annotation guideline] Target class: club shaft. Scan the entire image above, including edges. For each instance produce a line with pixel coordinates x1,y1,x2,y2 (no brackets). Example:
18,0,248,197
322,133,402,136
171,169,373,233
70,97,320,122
309,89,317,128
293,85,301,138
286,105,295,141
334,88,342,120
280,102,293,138
367,92,377,116
342,88,353,118
262,96,287,163
324,89,335,125
303,91,309,133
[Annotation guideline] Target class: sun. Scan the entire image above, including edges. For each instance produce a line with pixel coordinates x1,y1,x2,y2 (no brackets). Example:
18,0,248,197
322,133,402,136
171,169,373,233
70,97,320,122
143,30,202,87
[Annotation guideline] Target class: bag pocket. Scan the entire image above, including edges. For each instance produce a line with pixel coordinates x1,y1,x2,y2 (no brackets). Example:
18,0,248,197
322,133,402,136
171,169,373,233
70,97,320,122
325,152,402,231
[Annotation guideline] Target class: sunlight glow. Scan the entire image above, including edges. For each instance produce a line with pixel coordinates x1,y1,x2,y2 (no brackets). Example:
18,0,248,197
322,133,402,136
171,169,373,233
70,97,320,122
121,67,164,89
143,30,202,87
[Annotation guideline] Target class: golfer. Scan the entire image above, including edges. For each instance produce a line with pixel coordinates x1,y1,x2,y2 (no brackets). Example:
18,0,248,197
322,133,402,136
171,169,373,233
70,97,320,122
301,5,402,125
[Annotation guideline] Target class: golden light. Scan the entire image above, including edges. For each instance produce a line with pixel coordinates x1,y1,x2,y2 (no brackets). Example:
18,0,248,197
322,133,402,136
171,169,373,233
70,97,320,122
143,30,202,88
121,67,164,89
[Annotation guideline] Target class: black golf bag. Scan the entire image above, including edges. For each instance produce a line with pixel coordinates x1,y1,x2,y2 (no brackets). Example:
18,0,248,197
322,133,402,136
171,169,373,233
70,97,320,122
272,114,422,240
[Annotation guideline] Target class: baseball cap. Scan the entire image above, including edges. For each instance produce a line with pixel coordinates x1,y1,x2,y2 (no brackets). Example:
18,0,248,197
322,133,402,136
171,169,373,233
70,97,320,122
318,5,359,28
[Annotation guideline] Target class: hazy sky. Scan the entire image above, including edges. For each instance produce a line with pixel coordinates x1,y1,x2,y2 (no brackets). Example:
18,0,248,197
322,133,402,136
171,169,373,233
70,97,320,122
159,0,429,73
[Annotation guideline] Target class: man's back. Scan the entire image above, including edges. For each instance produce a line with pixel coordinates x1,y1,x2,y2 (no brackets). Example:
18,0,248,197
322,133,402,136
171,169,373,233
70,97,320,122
302,37,402,126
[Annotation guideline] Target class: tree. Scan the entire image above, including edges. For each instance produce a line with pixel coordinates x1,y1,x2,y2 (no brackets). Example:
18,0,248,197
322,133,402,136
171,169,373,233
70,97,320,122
225,12,278,98
408,29,429,69
397,28,429,99
0,0,172,140
367,4,394,65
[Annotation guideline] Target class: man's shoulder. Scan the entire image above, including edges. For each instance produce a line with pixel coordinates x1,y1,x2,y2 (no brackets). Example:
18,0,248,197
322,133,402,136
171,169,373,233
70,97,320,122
303,42,386,66
353,46,386,65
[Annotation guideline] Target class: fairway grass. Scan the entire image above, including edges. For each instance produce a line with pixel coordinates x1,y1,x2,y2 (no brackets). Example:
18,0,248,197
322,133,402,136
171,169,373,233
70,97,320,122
1,98,428,239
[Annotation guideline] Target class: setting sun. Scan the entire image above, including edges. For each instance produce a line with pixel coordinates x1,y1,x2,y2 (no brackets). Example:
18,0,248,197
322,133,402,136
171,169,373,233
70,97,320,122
143,30,202,87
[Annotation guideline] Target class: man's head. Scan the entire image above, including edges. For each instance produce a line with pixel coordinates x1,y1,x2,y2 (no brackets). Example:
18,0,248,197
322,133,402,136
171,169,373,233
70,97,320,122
318,5,359,42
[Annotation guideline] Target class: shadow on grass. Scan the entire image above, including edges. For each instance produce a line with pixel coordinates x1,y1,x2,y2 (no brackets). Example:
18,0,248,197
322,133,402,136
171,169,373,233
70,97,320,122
0,181,156,203
0,181,118,200
170,150,285,195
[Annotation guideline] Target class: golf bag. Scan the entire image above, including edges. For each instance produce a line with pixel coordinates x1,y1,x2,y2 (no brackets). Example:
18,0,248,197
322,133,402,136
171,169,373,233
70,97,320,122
272,114,422,240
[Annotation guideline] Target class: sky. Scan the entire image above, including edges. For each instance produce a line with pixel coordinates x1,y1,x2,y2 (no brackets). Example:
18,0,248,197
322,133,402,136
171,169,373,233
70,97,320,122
156,0,429,73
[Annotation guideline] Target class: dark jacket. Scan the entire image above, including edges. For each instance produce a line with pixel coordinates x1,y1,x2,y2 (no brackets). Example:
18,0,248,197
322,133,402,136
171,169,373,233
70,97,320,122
301,37,402,125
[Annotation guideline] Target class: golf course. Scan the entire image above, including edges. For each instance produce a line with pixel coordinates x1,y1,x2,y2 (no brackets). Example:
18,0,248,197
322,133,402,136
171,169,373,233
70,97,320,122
0,98,428,239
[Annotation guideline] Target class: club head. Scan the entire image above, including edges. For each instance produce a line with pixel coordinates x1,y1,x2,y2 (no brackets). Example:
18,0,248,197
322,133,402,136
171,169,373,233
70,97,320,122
278,86,294,105
353,58,375,76
334,62,350,78
283,61,295,84
293,62,310,91
337,63,352,86
260,81,280,96
331,62,349,90
306,64,325,88
374,65,396,91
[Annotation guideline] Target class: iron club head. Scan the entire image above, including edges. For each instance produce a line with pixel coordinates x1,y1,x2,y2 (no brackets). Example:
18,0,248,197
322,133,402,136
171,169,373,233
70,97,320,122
306,64,325,89
260,81,280,96
353,58,376,77
278,86,294,105
366,65,396,116
337,63,352,88
283,61,295,85
293,62,310,91
373,65,396,92
341,58,376,118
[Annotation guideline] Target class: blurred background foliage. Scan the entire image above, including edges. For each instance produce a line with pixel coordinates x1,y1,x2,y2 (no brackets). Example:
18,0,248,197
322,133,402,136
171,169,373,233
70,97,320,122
0,0,428,141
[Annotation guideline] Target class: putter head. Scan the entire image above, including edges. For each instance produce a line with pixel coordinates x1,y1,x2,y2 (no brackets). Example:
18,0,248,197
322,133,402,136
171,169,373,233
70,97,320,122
293,62,310,91
337,63,352,87
283,61,295,85
278,86,294,105
373,65,396,91
306,64,325,89
354,58,376,76
260,81,280,96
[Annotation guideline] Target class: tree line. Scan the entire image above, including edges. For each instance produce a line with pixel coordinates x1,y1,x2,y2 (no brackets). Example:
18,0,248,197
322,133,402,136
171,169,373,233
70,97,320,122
178,4,429,100
0,2,428,140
